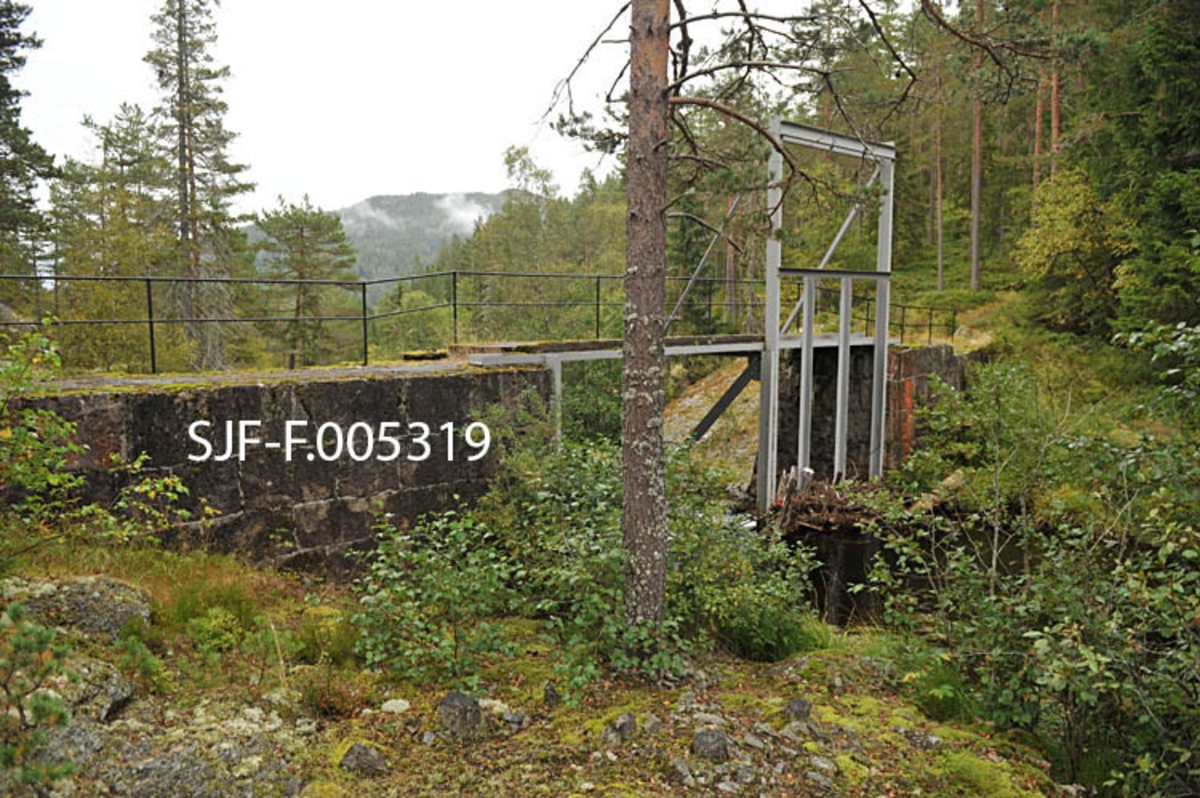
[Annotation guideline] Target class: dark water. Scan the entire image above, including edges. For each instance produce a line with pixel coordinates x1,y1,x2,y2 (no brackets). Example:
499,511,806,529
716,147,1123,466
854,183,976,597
791,528,884,626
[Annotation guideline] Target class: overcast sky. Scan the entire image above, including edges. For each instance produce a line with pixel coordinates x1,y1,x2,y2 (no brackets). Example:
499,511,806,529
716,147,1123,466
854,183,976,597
17,1,630,215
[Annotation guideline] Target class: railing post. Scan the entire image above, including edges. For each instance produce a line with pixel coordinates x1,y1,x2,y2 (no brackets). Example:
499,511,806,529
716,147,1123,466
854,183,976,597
452,270,459,345
899,305,906,344
928,307,934,345
145,278,157,374
595,276,601,339
951,309,957,341
360,282,369,366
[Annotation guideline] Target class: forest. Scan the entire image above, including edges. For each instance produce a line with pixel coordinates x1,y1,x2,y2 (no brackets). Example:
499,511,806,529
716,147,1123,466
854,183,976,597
1,0,1197,795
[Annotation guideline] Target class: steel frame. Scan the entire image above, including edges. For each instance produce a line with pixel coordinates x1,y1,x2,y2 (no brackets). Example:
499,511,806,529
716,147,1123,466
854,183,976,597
756,118,895,511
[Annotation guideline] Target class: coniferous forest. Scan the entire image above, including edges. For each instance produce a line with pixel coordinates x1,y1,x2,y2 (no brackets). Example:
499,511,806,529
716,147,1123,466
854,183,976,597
0,1,1196,795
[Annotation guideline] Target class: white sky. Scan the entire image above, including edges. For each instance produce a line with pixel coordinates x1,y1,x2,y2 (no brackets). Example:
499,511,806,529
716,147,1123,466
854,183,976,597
17,1,630,215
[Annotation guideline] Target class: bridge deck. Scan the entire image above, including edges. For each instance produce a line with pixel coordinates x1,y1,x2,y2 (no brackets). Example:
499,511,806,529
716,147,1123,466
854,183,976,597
464,332,887,367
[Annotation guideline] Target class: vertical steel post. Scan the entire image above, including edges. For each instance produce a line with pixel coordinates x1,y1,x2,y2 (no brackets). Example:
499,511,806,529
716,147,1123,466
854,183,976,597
757,116,784,512
834,276,852,481
145,278,157,374
452,270,459,344
869,157,895,479
361,282,369,366
551,357,563,448
797,275,815,481
595,276,602,339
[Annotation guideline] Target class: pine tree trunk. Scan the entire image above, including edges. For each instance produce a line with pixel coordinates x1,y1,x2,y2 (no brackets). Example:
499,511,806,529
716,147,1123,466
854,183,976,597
1033,76,1044,204
623,0,670,628
175,0,195,343
935,72,945,292
970,0,984,292
1050,2,1061,177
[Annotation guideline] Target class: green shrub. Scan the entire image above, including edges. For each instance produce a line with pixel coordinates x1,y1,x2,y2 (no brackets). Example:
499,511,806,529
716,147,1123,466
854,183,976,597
353,510,517,687
187,606,245,654
871,359,1198,793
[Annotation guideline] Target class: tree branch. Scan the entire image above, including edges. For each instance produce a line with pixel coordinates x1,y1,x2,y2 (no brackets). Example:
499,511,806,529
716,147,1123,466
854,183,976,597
544,2,631,120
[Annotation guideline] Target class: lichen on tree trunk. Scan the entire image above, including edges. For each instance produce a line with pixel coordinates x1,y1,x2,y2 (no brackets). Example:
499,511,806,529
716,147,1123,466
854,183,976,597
622,0,670,627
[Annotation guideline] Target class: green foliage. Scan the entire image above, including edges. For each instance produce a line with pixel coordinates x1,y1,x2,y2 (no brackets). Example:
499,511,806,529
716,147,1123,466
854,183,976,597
255,196,358,366
560,360,622,443
0,1,55,262
353,510,517,688
1016,169,1134,336
479,435,819,689
116,629,168,695
0,332,85,531
0,603,74,788
1117,321,1200,427
186,606,245,654
872,360,1199,793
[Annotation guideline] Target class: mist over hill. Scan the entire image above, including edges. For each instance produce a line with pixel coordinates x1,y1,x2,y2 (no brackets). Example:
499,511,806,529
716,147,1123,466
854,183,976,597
335,192,505,283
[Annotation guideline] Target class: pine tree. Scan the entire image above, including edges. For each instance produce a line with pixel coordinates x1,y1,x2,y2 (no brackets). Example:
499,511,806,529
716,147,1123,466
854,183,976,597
256,196,357,366
49,104,182,370
0,1,54,274
145,0,252,369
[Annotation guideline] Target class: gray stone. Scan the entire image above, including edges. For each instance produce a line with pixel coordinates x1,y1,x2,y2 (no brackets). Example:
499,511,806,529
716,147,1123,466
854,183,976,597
736,764,757,784
437,690,483,742
12,577,151,637
809,755,838,775
543,680,562,707
691,729,730,763
421,731,437,745
339,742,388,777
601,713,637,747
668,757,692,781
806,770,835,790
502,710,526,731
380,698,410,715
902,728,944,750
716,782,740,793
692,711,729,728
638,713,663,736
780,721,810,743
742,732,767,751
784,698,812,722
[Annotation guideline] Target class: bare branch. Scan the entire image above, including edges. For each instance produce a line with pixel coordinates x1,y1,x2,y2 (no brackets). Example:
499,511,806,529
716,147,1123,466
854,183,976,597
544,2,631,120
670,10,818,30
669,95,802,217
667,211,744,254
671,0,691,97
667,60,821,93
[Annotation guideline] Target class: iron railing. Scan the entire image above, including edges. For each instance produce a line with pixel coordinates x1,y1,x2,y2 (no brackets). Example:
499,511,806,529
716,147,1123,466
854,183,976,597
0,270,956,374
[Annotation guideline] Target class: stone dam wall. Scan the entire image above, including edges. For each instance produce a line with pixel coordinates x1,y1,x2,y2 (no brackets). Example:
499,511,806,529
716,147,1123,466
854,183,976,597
27,365,552,574
775,344,967,481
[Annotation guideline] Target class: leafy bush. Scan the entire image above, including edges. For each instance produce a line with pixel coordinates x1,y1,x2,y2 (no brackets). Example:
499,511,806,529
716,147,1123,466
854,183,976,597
1,332,196,556
0,332,85,532
351,428,821,695
353,510,517,687
872,359,1199,793
0,603,74,789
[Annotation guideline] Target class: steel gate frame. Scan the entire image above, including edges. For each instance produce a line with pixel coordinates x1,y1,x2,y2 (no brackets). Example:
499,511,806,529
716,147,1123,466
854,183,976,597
756,117,896,512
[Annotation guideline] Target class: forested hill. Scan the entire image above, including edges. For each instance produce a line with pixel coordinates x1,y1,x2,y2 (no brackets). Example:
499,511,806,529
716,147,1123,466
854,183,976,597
335,192,506,282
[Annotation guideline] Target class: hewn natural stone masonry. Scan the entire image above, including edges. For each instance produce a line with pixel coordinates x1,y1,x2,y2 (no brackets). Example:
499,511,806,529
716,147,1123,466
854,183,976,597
776,344,968,482
27,364,551,573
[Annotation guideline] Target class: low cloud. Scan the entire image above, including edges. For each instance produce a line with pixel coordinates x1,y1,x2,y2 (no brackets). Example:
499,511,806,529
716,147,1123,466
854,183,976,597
436,193,492,235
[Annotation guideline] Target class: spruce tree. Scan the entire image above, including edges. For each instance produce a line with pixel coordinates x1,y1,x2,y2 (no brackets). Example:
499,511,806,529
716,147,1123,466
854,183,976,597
145,0,252,369
0,1,54,274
